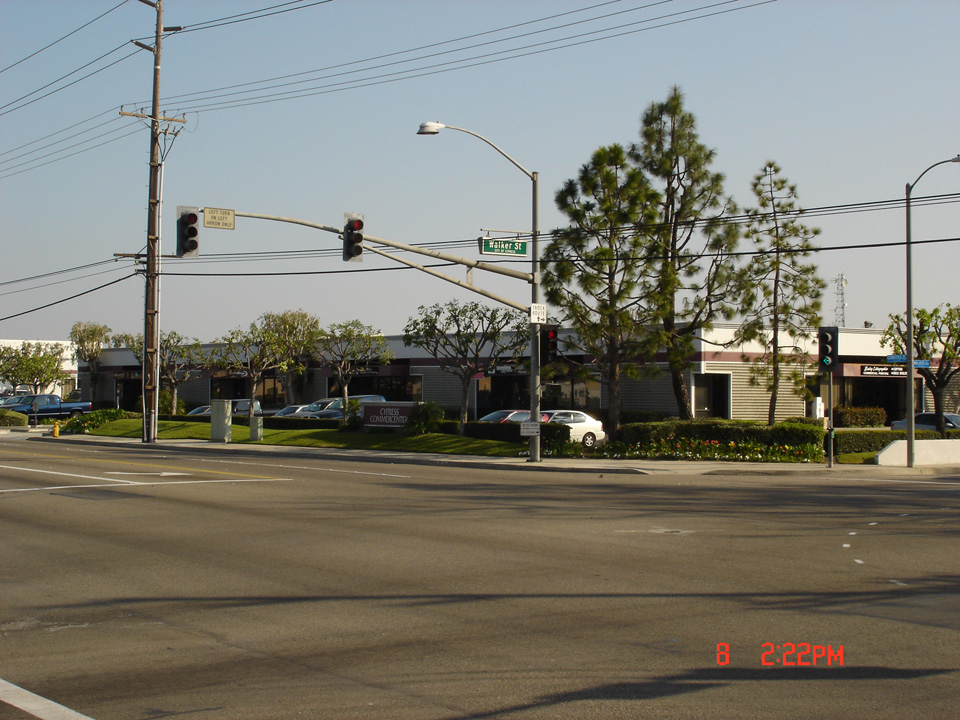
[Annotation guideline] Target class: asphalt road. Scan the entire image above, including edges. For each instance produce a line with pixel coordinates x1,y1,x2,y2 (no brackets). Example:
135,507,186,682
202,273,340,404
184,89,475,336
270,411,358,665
1,435,958,719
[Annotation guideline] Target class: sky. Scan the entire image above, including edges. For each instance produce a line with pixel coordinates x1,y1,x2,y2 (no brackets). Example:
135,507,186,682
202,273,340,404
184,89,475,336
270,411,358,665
2,0,959,344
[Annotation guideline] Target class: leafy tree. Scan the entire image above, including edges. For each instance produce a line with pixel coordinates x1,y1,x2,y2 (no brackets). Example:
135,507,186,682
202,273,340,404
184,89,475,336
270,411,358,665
213,315,291,422
735,162,825,424
403,300,529,432
113,331,205,415
628,86,745,419
314,320,394,422
0,342,69,393
543,144,660,437
261,309,322,404
883,304,960,437
70,322,111,404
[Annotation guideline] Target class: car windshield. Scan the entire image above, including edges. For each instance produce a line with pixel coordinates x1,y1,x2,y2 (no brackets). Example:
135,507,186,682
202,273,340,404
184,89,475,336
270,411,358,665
303,399,338,412
479,411,513,422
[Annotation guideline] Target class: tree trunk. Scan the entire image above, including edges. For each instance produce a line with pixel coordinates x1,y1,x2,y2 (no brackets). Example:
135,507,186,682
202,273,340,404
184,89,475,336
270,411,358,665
671,365,693,420
459,375,471,436
607,363,622,441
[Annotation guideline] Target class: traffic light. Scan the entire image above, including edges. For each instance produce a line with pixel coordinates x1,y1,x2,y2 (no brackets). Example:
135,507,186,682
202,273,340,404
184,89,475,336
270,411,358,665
540,324,559,365
342,214,364,262
817,326,839,373
176,206,200,258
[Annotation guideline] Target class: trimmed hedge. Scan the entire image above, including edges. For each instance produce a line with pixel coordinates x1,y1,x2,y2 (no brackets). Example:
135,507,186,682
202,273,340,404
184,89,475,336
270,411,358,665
619,419,825,449
165,414,342,430
834,406,887,428
463,420,570,448
832,428,960,454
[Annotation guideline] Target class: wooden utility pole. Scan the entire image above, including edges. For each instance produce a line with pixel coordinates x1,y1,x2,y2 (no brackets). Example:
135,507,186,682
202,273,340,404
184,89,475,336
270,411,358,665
123,1,183,442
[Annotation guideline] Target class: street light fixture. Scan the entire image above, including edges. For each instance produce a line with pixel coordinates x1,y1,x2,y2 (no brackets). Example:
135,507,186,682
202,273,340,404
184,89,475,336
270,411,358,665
904,154,960,467
417,121,543,462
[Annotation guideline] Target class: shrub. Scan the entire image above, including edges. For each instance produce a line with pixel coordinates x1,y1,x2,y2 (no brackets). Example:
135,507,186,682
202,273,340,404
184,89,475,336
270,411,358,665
463,420,569,448
831,428,960,454
784,416,824,426
0,409,28,427
406,401,444,436
136,391,185,416
62,408,141,434
603,419,825,462
834,406,887,428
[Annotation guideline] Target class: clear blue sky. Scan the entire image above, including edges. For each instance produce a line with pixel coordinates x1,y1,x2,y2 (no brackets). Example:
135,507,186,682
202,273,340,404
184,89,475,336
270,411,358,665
2,0,959,342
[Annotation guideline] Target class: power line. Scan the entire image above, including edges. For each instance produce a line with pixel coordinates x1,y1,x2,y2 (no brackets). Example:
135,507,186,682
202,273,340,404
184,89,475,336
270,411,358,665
156,0,663,108
168,0,332,35
3,0,774,177
0,274,137,323
0,0,130,75
165,0,773,115
0,258,121,288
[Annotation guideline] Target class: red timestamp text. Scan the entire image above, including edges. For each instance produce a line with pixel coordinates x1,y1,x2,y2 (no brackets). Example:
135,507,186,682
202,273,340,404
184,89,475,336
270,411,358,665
716,642,844,666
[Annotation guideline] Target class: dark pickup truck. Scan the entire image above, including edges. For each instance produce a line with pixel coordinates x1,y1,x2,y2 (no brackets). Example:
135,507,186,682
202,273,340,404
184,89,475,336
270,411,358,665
4,394,92,420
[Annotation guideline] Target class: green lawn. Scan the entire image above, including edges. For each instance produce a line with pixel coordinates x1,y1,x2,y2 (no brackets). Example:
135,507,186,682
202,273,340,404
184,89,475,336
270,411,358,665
92,419,527,457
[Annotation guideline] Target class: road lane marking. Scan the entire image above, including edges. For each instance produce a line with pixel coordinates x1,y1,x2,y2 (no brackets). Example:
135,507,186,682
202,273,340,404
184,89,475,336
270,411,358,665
0,477,292,495
104,471,191,477
198,458,412,479
0,678,97,720
0,464,141,485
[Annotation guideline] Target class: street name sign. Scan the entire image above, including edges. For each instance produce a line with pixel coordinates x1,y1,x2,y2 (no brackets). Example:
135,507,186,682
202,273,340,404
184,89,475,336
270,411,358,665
479,237,527,256
203,207,235,230
886,354,906,362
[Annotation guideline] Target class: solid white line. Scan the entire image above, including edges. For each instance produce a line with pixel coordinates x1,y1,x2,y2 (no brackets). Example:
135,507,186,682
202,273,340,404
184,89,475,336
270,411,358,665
0,464,140,484
198,458,412,478
0,678,96,720
0,477,292,494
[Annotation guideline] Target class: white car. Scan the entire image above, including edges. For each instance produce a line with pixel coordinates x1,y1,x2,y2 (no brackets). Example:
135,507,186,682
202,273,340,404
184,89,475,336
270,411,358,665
543,410,606,447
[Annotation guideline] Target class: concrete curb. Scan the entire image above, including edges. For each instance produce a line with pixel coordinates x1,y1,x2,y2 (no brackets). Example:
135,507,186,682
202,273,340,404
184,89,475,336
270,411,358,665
19,432,960,479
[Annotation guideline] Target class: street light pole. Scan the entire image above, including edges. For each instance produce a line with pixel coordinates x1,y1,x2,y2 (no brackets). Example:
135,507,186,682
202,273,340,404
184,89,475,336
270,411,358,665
904,154,960,468
417,122,542,462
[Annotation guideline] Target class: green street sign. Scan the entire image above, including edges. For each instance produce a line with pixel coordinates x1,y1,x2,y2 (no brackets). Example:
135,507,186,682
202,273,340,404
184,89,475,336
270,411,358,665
479,237,527,256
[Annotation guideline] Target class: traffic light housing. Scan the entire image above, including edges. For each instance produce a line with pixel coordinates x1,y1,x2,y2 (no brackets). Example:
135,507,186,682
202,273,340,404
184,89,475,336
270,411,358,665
342,215,364,262
176,206,200,258
540,325,559,365
818,326,839,373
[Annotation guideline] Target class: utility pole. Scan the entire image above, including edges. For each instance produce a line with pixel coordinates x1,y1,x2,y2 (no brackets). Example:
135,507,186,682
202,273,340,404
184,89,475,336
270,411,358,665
122,0,183,442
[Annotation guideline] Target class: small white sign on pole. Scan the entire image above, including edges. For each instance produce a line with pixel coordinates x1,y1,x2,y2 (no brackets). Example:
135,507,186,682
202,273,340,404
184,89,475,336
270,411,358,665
520,422,540,437
530,303,547,325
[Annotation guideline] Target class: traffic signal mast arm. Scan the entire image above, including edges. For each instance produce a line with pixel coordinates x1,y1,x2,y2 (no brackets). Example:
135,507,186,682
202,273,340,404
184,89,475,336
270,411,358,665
231,210,533,312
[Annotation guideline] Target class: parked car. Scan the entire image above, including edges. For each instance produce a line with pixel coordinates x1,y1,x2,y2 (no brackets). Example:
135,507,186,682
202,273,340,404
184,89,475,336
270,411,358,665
273,404,308,418
890,412,960,431
542,410,606,447
290,395,387,419
189,400,262,416
478,410,549,423
3,394,92,420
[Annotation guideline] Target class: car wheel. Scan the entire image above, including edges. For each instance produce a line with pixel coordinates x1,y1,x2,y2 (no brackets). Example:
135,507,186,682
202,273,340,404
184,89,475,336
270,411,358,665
581,433,596,448
69,410,82,417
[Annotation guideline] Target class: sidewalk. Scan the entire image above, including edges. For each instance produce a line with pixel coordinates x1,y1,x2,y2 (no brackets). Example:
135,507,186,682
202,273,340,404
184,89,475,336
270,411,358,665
13,429,960,479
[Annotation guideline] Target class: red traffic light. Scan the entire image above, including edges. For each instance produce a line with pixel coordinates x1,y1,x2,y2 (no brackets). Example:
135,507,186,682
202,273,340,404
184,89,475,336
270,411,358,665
345,218,364,233
176,206,201,258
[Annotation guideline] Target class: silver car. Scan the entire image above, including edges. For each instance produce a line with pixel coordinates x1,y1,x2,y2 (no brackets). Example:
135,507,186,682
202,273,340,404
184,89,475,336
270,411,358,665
890,412,960,431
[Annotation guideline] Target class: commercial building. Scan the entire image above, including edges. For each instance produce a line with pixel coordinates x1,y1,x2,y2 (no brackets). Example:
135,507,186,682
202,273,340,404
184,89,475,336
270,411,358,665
75,325,958,425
